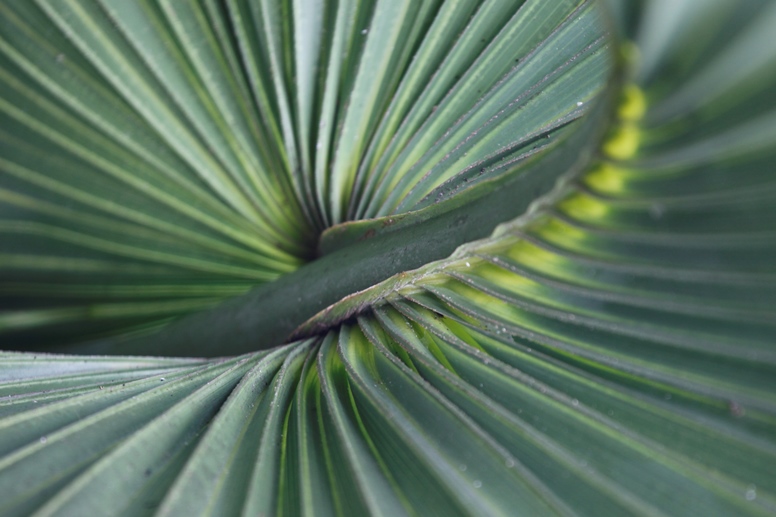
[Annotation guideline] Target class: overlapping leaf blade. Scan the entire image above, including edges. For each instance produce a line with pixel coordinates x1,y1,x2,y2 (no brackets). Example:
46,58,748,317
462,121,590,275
1,0,610,347
1,0,775,515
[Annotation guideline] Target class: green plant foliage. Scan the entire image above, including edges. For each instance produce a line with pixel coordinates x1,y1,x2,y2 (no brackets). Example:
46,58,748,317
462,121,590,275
1,0,775,515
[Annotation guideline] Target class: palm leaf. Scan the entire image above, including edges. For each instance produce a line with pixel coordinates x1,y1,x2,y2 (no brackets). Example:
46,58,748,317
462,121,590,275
1,0,775,515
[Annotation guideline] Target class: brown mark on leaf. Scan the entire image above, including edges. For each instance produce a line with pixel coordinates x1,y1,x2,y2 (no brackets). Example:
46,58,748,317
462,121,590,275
358,228,377,242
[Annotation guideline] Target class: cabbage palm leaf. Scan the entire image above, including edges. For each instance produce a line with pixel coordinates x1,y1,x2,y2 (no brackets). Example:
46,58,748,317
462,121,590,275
0,0,774,515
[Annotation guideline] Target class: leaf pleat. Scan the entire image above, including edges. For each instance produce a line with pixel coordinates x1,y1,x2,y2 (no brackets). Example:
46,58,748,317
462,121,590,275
2,0,775,515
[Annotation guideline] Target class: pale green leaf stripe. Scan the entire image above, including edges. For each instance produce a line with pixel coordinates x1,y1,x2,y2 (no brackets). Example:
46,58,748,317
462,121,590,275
0,183,287,269
238,342,311,517
341,0,441,219
381,3,608,213
292,350,338,517
358,0,580,217
362,0,592,217
348,0,493,218
327,0,419,224
0,222,279,280
241,0,319,228
291,0,325,228
157,0,299,210
320,330,409,517
0,3,310,257
0,364,210,458
164,0,310,239
0,352,203,383
378,303,773,514
312,0,359,228
0,299,224,333
0,3,255,224
35,0,263,225
0,97,296,262
0,282,249,299
224,0,288,176
340,322,563,516
31,356,259,517
154,344,306,516
99,0,271,212
368,308,658,515
0,356,250,515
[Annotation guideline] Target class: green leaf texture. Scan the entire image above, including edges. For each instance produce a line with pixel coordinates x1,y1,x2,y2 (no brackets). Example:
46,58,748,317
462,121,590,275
2,0,776,515
0,0,609,347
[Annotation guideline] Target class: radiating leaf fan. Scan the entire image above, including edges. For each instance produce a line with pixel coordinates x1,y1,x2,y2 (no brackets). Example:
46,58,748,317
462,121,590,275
1,0,775,515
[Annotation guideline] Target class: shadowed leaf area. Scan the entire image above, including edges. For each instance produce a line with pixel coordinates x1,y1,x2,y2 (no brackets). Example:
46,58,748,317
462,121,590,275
1,0,775,515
